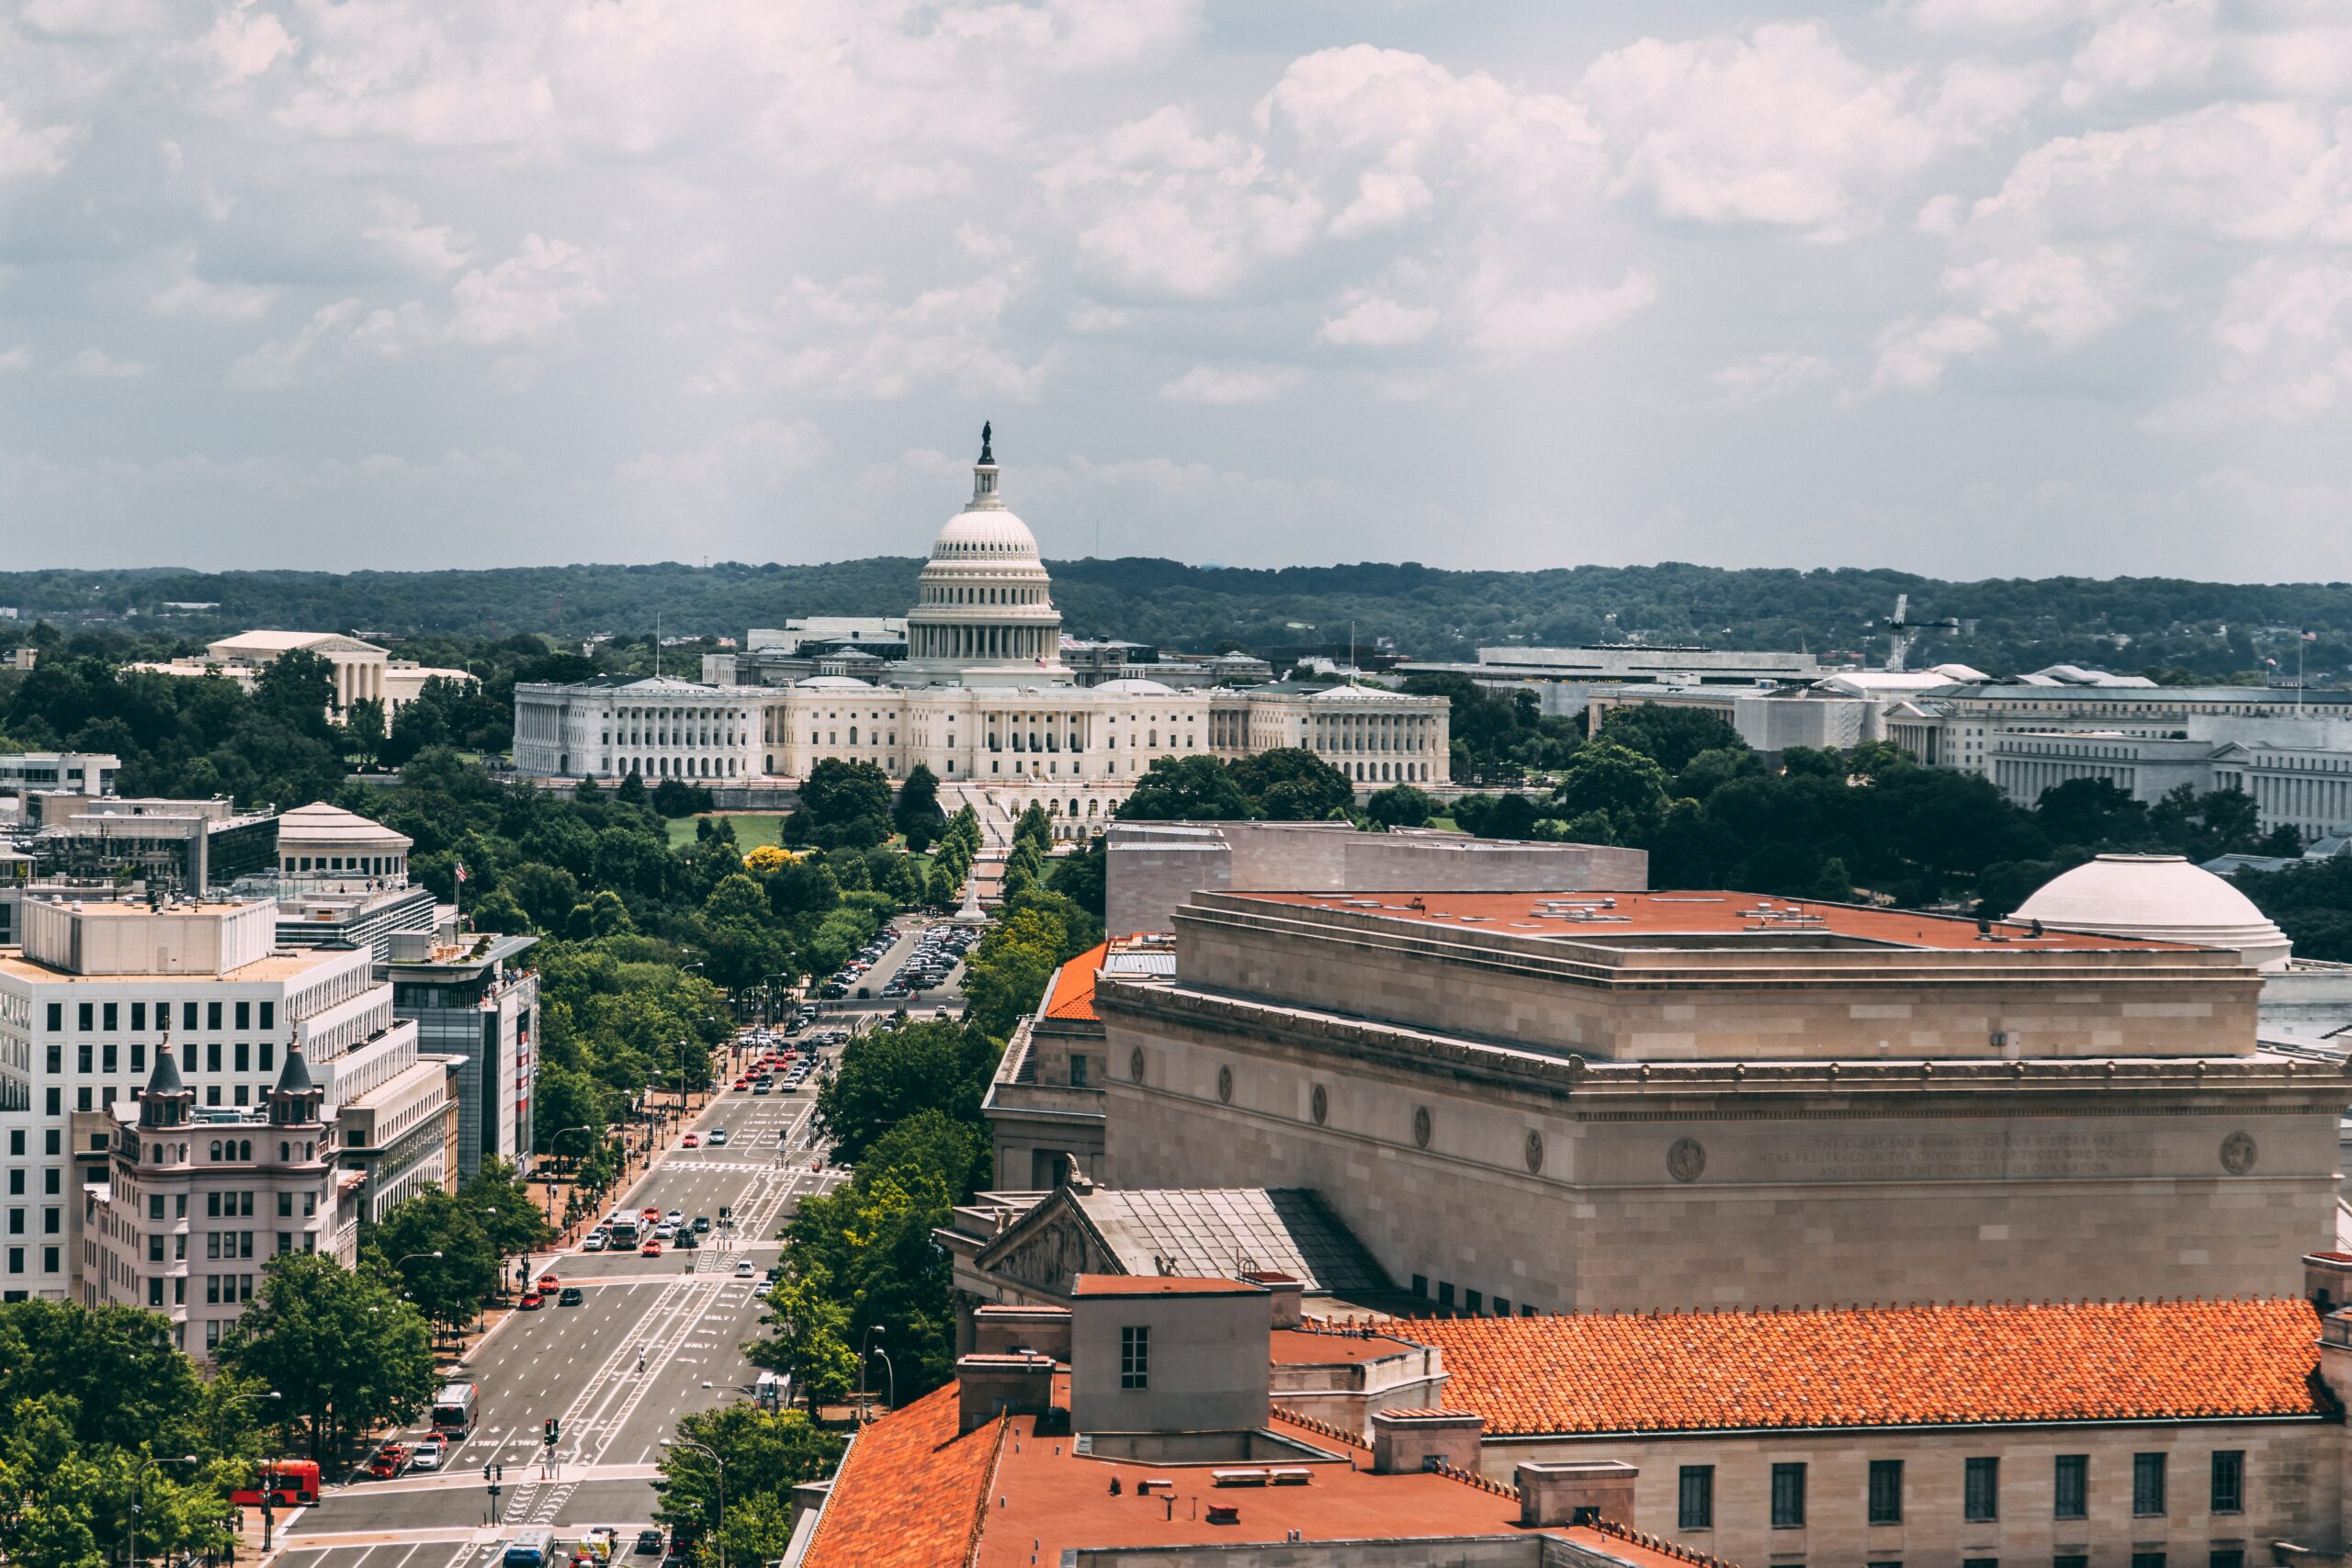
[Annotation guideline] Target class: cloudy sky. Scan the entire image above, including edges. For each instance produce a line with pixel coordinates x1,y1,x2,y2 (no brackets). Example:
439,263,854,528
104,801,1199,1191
3,0,2348,580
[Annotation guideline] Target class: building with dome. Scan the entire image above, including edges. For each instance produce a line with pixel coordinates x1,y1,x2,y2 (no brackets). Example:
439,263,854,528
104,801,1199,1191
2012,853,2296,972
512,429,1449,834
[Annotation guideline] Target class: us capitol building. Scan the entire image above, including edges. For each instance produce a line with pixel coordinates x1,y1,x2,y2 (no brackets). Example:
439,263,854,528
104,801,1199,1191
513,429,1449,834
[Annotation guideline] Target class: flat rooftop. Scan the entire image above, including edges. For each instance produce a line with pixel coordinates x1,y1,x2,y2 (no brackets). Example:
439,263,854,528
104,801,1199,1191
1231,889,2188,953
0,949,345,985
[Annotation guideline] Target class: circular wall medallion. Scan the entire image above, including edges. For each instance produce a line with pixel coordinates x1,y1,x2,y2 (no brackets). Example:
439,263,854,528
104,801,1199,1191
1667,1137,1707,1183
1412,1105,1433,1149
1524,1129,1545,1174
1216,1066,1234,1104
1310,1084,1329,1125
1128,1047,1145,1083
2221,1131,2258,1175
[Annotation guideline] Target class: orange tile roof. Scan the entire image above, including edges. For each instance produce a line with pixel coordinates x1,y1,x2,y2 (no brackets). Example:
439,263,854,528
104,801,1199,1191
1040,941,1107,1021
799,1384,1001,1568
1408,1298,2330,1437
1071,1273,1255,1297
1235,889,2188,952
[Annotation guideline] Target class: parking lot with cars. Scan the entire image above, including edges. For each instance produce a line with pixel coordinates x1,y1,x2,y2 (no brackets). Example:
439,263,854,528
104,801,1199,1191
271,1038,854,1568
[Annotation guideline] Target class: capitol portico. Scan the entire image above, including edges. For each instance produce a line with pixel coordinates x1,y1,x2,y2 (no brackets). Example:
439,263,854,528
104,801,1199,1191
512,430,1449,829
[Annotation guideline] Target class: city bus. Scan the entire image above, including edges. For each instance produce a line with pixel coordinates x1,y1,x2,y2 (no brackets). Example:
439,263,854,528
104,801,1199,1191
605,1213,640,1247
431,1381,479,1440
503,1531,557,1568
231,1460,321,1508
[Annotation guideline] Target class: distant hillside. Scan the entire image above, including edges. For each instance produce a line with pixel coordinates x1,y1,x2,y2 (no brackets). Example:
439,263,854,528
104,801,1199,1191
5,558,2351,680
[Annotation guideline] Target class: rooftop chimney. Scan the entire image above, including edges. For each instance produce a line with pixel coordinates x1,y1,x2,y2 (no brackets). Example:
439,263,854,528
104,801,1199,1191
1518,1460,1639,1528
1370,1408,1485,1475
956,1352,1057,1435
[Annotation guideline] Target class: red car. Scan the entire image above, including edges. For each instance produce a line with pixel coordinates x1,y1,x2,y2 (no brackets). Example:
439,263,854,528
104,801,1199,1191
682,1134,700,1148
367,1443,409,1479
519,1291,544,1311
641,1239,662,1258
538,1272,560,1292
731,1078,749,1090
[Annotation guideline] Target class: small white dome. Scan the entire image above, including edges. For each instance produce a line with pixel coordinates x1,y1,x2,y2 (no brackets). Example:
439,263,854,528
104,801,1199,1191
1092,678,1176,694
795,675,871,689
931,507,1041,560
2011,853,2291,971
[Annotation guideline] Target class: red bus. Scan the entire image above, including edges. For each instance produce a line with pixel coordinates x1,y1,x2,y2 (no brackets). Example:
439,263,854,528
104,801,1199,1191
232,1460,321,1508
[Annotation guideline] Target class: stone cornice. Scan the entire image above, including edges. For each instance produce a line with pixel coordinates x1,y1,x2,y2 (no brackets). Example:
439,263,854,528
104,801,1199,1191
1094,976,2349,1110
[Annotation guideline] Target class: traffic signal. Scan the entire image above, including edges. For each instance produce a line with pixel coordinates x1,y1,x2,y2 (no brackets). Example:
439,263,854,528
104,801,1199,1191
544,1417,560,1445
483,1466,492,1483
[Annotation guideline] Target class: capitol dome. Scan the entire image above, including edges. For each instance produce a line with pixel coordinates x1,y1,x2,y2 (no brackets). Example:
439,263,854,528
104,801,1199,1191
899,423,1069,686
2011,854,2292,971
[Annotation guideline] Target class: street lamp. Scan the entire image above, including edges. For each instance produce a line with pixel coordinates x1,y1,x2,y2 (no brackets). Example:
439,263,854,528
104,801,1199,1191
127,1452,198,1568
868,1346,895,1415
227,1394,282,1548
858,1326,886,1424
658,1438,726,1568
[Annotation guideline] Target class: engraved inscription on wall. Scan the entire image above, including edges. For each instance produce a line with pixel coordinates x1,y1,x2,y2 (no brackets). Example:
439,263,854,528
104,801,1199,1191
1747,1127,2161,1182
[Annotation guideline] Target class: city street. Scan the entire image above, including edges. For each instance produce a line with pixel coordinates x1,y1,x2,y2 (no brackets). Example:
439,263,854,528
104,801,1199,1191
269,1059,853,1568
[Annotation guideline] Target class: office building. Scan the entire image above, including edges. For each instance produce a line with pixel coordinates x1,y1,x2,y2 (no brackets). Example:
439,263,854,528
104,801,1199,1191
0,752,119,798
385,931,537,1180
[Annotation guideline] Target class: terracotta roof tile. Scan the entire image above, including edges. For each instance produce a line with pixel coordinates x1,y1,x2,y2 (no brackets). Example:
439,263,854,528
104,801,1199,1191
1408,1297,2330,1437
1041,942,1107,1021
800,1385,1001,1568
1071,1273,1254,1297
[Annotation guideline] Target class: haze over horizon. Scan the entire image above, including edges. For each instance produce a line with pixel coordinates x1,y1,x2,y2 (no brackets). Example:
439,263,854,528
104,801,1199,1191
4,1,2348,582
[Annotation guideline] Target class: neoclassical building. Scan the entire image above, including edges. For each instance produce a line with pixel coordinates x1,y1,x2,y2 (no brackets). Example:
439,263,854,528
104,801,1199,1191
513,432,1449,830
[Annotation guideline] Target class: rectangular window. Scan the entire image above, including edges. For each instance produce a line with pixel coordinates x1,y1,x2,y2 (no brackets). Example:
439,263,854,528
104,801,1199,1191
42,1247,58,1275
234,1043,249,1072
260,1001,274,1030
171,1275,183,1303
2131,1556,2166,1568
1437,1281,1454,1306
1410,1274,1428,1298
1464,1289,1483,1314
1868,1460,1904,1524
235,1001,250,1031
1120,1325,1149,1389
183,1002,198,1032
277,1192,292,1217
259,1042,274,1072
2133,1453,2166,1517
207,1274,221,1303
5,1247,18,1274
45,1003,61,1032
2051,1457,2088,1523
1964,1457,1999,1522
206,1043,221,1073
102,1003,118,1032
207,1002,221,1031
1069,1055,1089,1088
131,1043,144,1072
132,1003,145,1032
2210,1552,2245,1568
102,1043,116,1073
78,1003,93,1031
147,1277,164,1307
148,1235,164,1262
277,1231,293,1255
1677,1466,1713,1530
2211,1450,2245,1515
1770,1462,1806,1529
77,1044,91,1073
180,1042,195,1073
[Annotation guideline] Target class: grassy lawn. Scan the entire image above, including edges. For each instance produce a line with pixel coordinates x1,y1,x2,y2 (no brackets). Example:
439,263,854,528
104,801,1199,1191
667,811,790,850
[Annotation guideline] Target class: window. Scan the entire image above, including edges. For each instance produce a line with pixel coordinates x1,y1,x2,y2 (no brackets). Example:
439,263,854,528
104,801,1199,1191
1437,1281,1454,1307
1677,1466,1713,1530
103,1002,119,1032
2210,1551,2245,1568
1964,1457,1999,1522
259,1043,274,1072
77,1044,91,1073
41,1247,58,1275
278,1192,293,1217
235,1001,250,1031
1119,1325,1149,1389
206,1043,221,1073
2131,1556,2166,1568
1411,1275,1428,1298
78,1003,93,1031
207,1002,221,1031
1465,1289,1483,1314
1770,1462,1805,1529
2053,1454,2087,1518
148,1277,164,1306
260,1001,274,1030
45,1003,61,1032
1069,1055,1089,1088
183,1002,198,1032
1868,1460,1904,1523
2133,1453,2166,1517
234,1043,249,1072
2211,1450,2244,1514
132,1003,145,1032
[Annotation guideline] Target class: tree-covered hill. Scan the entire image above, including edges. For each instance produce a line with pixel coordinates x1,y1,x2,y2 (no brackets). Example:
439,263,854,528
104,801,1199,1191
6,558,2351,679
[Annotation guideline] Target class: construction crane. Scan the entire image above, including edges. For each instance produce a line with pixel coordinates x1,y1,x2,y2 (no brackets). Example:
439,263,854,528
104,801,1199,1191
1879,593,1958,672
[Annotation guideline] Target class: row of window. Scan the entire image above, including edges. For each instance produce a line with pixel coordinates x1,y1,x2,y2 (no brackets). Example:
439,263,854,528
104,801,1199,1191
1410,1274,1541,1317
48,1080,281,1118
1679,1451,2245,1532
1857,1555,2244,1568
4,1207,61,1235
5,1168,62,1196
49,1039,282,1077
44,999,277,1033
3,1246,62,1275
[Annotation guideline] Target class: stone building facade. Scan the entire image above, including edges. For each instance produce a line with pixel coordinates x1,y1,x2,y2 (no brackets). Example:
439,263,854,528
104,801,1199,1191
512,434,1449,829
1091,888,2345,1313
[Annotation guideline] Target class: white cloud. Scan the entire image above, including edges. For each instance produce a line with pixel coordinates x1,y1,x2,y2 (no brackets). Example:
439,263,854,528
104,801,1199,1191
1704,350,1834,406
1581,23,2018,240
1158,365,1304,404
0,345,30,373
1871,313,1999,389
149,252,274,321
363,199,475,279
1318,294,1439,347
1942,245,2122,344
1907,0,2095,42
231,299,362,389
192,6,293,84
1466,268,1658,360
64,347,153,379
687,273,1048,400
0,101,76,179
2147,259,2352,427
614,419,832,513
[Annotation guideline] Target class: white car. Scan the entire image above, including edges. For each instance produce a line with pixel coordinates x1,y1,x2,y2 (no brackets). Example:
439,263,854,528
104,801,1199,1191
654,1223,679,1241
733,1259,756,1278
665,1209,684,1225
410,1440,445,1472
582,1233,606,1252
